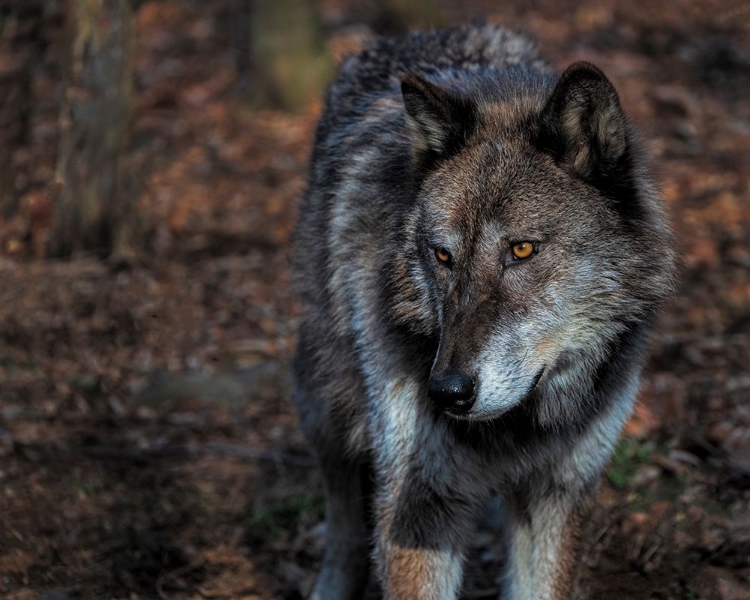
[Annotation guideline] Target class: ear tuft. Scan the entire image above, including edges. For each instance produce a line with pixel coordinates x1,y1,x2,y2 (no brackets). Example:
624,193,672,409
401,74,475,164
539,62,628,179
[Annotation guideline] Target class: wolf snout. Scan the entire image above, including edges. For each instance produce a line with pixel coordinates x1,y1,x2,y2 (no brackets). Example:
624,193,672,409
428,370,475,413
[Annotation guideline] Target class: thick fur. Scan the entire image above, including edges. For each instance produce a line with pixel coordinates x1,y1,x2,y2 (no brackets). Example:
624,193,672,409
293,24,675,600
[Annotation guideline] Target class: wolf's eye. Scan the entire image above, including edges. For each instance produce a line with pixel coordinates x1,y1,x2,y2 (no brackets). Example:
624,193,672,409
435,247,452,267
511,241,535,261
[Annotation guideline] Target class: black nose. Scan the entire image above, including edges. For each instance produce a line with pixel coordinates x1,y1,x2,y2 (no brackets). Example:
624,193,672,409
428,370,475,413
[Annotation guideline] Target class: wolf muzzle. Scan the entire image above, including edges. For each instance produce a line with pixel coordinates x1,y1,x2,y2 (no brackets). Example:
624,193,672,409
428,370,475,413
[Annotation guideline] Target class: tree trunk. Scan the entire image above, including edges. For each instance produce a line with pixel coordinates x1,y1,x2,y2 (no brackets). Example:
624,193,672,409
245,0,333,111
50,0,133,258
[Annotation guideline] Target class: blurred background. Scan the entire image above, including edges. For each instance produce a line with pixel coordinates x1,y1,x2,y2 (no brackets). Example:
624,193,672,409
0,1,748,598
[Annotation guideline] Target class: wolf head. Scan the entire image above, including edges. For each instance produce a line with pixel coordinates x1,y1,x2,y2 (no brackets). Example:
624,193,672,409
389,63,674,424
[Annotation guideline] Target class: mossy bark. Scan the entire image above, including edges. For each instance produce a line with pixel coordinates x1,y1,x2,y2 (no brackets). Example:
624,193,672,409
247,0,333,111
50,0,133,258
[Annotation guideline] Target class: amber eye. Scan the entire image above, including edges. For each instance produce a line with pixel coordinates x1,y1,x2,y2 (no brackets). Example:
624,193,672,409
511,241,535,260
435,247,452,266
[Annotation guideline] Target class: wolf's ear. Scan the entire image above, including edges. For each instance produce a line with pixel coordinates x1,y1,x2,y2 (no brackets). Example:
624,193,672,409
539,62,628,180
401,74,475,163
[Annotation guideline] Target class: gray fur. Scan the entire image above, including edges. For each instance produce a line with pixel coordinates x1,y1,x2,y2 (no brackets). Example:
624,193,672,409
293,24,675,600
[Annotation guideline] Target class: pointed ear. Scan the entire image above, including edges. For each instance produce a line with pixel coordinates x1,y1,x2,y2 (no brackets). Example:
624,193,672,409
538,62,629,179
401,74,475,164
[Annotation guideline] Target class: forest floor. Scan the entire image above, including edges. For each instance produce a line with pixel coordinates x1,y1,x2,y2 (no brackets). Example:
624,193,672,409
1,1,749,598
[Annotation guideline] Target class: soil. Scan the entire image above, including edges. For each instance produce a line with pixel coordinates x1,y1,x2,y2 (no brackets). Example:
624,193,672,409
0,1,749,599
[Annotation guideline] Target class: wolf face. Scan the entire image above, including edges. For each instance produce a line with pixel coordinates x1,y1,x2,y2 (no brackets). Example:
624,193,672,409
391,64,673,423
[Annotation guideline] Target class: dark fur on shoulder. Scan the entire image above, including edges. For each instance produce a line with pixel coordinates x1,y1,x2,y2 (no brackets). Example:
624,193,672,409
294,24,675,600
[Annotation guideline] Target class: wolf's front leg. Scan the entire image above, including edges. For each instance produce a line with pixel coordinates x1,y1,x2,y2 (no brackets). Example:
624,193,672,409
373,474,483,600
503,486,595,600
309,453,371,600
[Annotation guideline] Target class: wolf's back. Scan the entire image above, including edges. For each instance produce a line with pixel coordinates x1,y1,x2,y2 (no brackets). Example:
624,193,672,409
333,26,546,101
315,25,549,143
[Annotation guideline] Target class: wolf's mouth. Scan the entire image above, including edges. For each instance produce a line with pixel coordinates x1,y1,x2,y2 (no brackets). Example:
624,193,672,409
444,365,547,421
527,366,546,395
443,366,547,421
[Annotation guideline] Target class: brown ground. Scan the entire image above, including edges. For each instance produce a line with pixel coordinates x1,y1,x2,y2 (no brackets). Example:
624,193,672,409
0,1,749,599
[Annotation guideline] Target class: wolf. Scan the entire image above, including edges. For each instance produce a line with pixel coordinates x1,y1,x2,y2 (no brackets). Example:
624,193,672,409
292,24,674,600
